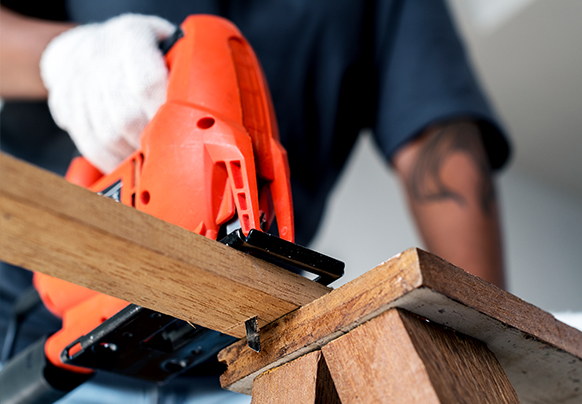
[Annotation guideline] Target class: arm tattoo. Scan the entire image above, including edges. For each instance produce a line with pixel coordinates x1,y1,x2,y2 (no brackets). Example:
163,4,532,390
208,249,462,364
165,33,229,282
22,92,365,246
406,122,495,216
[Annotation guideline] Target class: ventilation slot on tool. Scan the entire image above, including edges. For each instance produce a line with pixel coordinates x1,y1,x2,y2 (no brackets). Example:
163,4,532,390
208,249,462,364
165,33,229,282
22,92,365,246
230,161,244,189
229,37,269,159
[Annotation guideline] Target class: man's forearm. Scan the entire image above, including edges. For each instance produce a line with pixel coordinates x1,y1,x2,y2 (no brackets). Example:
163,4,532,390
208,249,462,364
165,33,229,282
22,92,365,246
393,121,506,289
0,6,74,99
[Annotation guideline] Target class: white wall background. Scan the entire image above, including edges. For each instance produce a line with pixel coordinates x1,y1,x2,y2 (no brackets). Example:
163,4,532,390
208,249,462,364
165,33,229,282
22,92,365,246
311,0,582,314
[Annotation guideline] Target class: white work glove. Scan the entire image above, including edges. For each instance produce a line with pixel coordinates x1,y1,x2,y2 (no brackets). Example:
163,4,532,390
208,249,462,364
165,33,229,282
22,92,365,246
40,14,175,174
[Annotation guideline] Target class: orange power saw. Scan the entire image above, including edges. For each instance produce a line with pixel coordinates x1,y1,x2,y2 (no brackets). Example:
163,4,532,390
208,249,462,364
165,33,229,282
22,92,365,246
0,15,343,404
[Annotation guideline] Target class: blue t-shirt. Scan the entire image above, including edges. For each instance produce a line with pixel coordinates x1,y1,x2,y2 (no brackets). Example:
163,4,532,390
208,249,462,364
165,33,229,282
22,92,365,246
1,0,509,360
66,0,510,245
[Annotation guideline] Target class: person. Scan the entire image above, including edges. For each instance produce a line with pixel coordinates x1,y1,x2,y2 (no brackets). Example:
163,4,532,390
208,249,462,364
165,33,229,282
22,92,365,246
0,1,511,402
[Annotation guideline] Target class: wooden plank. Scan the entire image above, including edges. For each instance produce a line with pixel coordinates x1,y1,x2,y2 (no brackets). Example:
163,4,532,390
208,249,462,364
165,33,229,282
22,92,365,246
323,309,441,404
218,249,582,403
399,309,519,403
251,350,340,404
322,308,519,403
0,152,330,338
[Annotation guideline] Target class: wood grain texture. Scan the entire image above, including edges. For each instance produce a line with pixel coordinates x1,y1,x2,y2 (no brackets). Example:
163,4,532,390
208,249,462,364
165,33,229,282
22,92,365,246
415,251,581,359
323,309,441,404
411,308,518,402
0,153,330,338
322,309,519,404
400,310,519,404
219,249,582,403
251,350,340,404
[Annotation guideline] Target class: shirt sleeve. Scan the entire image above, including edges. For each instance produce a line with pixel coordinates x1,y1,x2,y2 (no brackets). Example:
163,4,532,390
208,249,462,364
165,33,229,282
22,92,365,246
372,0,510,170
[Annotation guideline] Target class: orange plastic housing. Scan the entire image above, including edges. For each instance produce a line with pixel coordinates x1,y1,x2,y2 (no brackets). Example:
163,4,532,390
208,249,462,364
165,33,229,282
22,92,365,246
36,15,295,372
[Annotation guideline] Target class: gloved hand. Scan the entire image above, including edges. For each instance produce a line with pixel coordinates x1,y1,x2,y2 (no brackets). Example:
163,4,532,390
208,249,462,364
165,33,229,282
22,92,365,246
40,14,175,174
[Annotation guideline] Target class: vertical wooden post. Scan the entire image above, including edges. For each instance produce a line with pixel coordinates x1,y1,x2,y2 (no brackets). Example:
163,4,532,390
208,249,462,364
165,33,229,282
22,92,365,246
251,350,341,404
321,308,519,404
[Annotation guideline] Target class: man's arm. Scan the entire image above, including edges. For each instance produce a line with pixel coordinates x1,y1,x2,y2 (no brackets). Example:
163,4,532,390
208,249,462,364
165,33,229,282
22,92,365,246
0,6,74,99
393,121,506,289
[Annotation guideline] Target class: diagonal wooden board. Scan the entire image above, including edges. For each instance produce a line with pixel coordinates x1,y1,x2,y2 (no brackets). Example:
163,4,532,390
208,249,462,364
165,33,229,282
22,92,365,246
218,248,582,403
0,152,330,338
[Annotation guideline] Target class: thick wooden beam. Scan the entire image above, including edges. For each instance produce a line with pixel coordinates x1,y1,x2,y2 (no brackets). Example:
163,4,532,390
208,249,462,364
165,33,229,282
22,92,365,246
251,350,340,404
0,153,330,338
322,308,519,403
219,248,582,403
